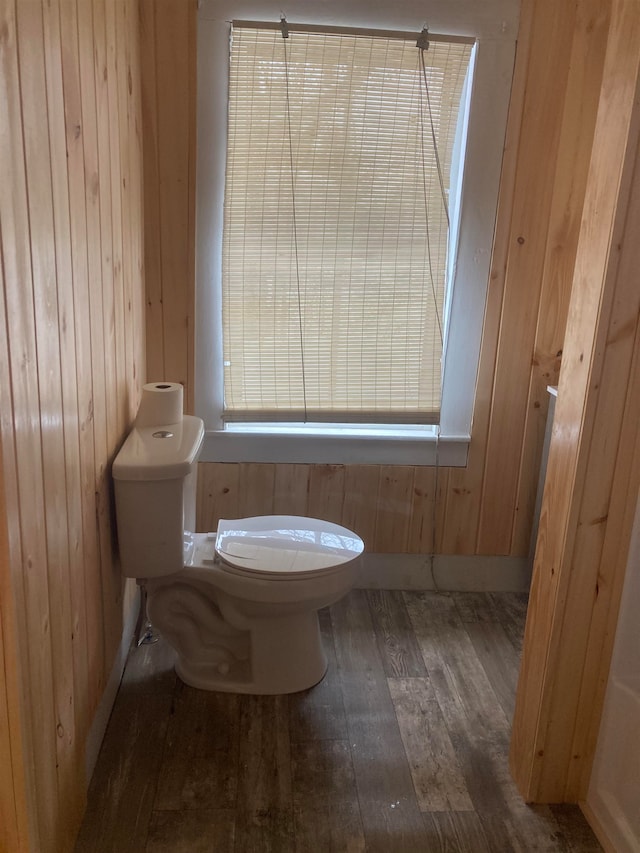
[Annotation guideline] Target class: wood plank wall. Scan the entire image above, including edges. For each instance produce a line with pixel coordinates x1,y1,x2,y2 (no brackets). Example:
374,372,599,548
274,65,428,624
0,441,29,853
511,0,640,803
143,0,608,557
140,0,196,414
0,0,145,850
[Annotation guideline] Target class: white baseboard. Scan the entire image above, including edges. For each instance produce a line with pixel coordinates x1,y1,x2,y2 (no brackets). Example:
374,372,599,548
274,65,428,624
84,582,140,786
355,553,531,592
580,800,622,853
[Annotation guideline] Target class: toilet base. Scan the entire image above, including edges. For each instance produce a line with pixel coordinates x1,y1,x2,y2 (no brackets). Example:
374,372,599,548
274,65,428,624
174,608,328,695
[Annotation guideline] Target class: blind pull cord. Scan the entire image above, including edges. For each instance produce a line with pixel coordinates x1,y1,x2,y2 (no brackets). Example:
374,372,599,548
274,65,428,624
417,26,443,562
281,15,309,421
418,28,450,227
417,27,445,346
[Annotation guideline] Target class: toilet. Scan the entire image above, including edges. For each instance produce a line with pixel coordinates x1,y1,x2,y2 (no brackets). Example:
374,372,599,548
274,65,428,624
112,397,364,695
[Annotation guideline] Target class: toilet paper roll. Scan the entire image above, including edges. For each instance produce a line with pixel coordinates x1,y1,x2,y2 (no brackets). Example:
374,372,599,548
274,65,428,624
136,382,184,427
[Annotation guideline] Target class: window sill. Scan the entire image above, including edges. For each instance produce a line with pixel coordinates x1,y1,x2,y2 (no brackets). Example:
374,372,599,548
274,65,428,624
199,425,470,466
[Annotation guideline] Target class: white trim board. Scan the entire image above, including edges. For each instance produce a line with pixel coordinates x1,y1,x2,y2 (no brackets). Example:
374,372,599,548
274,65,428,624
194,0,518,458
84,582,140,786
356,553,531,592
580,801,622,853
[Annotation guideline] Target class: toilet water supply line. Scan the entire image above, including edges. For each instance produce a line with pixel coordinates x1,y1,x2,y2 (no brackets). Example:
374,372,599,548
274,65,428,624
430,426,441,594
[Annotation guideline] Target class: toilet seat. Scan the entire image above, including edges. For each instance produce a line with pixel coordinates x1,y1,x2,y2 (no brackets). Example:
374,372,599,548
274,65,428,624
214,515,364,580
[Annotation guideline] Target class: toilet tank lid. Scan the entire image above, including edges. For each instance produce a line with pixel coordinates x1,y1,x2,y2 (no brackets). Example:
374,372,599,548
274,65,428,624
113,415,204,481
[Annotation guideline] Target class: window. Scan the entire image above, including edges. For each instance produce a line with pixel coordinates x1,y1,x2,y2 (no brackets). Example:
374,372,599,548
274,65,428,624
196,2,517,465
224,24,472,425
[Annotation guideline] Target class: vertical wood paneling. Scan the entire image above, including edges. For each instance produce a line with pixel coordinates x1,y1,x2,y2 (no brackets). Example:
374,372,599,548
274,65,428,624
104,0,126,436
434,467,450,554
139,0,164,386
441,0,535,557
477,0,578,555
307,465,346,525
196,462,241,532
19,3,79,845
185,1,197,415
115,0,145,633
140,0,195,408
1,1,60,842
510,0,640,801
44,0,93,836
93,0,118,454
122,0,145,409
239,462,276,518
407,467,436,554
44,0,89,750
133,12,147,402
59,0,104,714
115,0,138,420
273,464,310,517
510,0,612,555
78,0,114,686
342,465,380,550
572,369,640,798
151,0,607,558
0,0,145,849
374,466,414,552
0,370,31,853
0,601,27,853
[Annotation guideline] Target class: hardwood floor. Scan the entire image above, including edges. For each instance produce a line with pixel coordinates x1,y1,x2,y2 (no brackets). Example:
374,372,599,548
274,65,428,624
74,591,602,852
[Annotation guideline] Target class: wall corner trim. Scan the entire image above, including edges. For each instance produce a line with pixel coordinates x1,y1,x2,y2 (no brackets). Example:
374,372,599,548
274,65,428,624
84,587,140,787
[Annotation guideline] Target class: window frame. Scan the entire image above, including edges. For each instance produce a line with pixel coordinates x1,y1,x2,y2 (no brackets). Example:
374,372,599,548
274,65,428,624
195,0,519,466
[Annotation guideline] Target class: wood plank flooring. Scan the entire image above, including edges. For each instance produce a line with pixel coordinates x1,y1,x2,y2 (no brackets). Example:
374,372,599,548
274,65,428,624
74,591,602,852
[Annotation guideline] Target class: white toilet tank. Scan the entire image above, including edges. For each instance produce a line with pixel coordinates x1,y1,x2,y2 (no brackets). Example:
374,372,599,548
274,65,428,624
113,415,205,579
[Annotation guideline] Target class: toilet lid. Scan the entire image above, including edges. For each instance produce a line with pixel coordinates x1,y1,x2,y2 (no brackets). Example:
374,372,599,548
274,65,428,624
214,515,364,579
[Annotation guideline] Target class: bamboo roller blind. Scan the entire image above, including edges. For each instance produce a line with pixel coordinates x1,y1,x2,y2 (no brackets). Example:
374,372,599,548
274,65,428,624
222,25,472,423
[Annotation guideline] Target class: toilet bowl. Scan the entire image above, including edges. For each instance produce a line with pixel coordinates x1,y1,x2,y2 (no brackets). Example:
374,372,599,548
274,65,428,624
146,516,363,693
112,398,364,694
